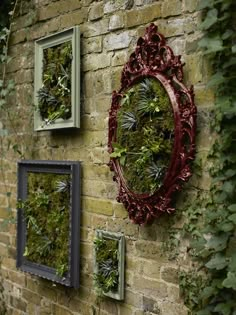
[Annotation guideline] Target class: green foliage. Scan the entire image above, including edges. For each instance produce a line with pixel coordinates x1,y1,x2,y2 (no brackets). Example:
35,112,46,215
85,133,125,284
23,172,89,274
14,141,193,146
18,173,71,277
0,0,12,28
113,77,174,194
0,259,7,315
179,270,207,314
37,41,72,125
179,1,236,314
94,236,119,295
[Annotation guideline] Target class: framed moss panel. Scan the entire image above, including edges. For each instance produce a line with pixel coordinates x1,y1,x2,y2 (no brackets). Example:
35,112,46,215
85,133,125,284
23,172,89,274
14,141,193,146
16,160,81,288
34,26,80,131
108,23,197,225
94,230,125,300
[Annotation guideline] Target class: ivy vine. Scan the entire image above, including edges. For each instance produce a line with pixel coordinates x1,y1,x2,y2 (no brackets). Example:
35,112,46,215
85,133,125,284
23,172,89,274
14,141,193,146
179,0,236,314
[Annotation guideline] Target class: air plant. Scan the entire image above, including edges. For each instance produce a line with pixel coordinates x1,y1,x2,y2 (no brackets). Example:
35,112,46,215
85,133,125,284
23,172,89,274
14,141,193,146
137,78,160,115
55,179,71,193
37,87,58,108
148,162,165,181
121,112,137,130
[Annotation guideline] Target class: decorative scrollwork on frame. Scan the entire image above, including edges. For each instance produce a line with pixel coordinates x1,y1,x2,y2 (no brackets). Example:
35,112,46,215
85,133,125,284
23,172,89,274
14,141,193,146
108,23,197,225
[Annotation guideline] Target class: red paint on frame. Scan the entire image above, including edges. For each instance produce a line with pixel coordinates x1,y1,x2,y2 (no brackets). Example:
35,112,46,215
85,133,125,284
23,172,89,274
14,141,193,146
108,24,197,225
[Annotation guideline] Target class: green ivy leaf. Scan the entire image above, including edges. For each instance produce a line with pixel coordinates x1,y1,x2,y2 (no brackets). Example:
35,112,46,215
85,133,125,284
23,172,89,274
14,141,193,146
222,272,236,290
222,181,234,194
200,286,217,300
232,45,236,53
197,0,214,10
206,72,225,88
219,222,234,232
228,213,236,224
214,302,233,315
206,234,228,251
222,29,234,40
228,254,236,272
199,36,223,54
200,9,218,30
205,253,228,270
228,204,236,213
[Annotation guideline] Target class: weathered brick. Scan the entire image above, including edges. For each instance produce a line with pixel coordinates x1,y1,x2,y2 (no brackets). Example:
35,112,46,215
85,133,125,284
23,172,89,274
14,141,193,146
8,271,26,287
109,13,124,30
10,29,28,45
112,50,128,66
167,284,181,303
82,19,109,38
53,304,73,315
22,289,41,305
104,1,124,14
142,260,161,279
27,18,61,41
184,53,203,85
183,0,200,13
82,196,113,216
60,9,87,28
68,298,90,313
0,233,10,245
125,4,162,28
107,218,139,238
10,295,27,311
162,0,182,17
89,2,104,21
0,243,8,257
104,30,132,51
133,276,168,299
82,36,102,55
91,214,108,229
118,304,135,315
161,266,179,284
37,284,57,302
135,240,166,260
160,301,189,315
83,53,111,72
113,202,128,219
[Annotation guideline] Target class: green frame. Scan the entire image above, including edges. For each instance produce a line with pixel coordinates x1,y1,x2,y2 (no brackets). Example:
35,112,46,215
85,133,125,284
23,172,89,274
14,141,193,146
94,230,125,300
34,26,80,131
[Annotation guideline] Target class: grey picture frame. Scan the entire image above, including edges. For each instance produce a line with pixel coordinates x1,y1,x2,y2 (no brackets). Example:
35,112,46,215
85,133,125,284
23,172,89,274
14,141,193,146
94,230,125,300
34,26,80,131
16,160,81,288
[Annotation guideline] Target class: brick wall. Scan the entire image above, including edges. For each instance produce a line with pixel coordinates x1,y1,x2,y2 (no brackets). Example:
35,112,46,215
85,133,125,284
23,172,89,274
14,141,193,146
0,0,214,314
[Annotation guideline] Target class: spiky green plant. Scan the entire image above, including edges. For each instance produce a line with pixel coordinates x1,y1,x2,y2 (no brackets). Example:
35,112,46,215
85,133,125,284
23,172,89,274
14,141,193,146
148,162,165,181
137,78,160,115
55,179,71,193
121,111,137,130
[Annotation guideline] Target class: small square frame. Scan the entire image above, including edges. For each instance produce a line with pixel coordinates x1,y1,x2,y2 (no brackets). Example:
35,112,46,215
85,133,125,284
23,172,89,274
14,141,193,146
34,26,80,131
17,160,81,288
94,230,125,300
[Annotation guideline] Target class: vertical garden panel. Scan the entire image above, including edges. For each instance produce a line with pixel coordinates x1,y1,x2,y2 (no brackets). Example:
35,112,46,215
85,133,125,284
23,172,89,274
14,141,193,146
94,230,125,300
34,27,80,131
16,160,81,288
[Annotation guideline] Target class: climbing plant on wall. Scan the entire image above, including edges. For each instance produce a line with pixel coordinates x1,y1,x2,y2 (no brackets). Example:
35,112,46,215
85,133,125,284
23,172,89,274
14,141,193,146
179,0,236,314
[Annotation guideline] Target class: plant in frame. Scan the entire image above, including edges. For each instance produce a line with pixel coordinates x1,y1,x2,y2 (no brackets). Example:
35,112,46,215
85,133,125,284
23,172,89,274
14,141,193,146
37,41,72,125
17,160,80,288
94,230,125,300
113,77,174,195
34,27,80,131
108,24,197,225
18,172,71,277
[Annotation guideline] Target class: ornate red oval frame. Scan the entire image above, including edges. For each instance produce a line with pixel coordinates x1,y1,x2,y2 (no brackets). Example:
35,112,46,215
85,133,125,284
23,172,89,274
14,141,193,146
108,24,197,225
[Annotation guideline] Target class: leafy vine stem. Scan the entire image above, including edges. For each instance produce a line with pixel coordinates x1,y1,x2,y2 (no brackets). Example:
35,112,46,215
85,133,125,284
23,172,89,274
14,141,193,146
177,0,236,314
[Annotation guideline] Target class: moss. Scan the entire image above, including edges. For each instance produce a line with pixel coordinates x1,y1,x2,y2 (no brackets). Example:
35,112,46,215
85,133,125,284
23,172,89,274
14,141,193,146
20,172,71,277
37,41,72,124
115,77,174,194
94,236,119,294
